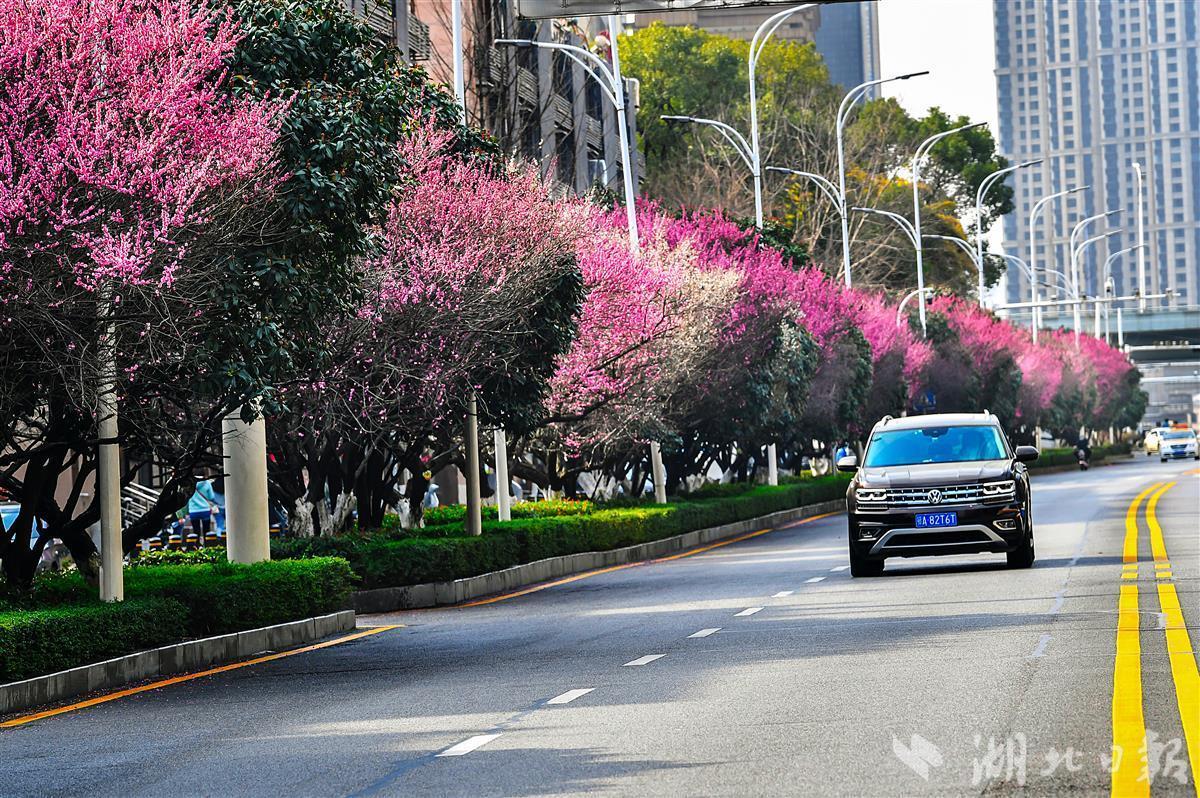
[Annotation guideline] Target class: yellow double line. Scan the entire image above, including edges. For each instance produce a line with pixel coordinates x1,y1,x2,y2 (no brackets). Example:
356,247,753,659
1112,481,1199,796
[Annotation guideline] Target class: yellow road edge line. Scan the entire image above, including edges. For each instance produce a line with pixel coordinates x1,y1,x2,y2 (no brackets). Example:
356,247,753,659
1145,482,1200,796
1112,583,1149,797
1123,483,1162,564
1146,482,1176,563
0,625,402,730
457,511,841,608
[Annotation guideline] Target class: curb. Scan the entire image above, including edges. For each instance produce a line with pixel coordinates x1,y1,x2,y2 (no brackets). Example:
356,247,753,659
0,610,356,717
354,498,845,613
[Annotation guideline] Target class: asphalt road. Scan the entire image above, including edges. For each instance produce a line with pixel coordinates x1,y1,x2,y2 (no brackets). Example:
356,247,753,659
4,456,1198,797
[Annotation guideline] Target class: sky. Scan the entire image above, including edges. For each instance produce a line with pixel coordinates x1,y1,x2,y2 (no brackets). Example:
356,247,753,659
876,0,1004,294
877,0,999,134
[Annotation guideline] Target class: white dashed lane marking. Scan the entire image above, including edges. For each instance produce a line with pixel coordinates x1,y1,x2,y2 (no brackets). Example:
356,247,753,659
772,591,794,598
437,734,501,757
805,576,826,584
830,565,850,572
734,607,764,617
688,628,721,638
623,654,666,667
546,689,594,705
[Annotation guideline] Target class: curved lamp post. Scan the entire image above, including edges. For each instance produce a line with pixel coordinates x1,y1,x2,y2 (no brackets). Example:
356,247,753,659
1027,184,1089,342
911,122,987,335
974,159,1041,305
923,234,984,307
658,5,817,488
833,70,929,287
851,206,926,336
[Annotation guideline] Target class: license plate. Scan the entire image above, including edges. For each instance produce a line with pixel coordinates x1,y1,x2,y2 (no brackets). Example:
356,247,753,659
916,512,958,528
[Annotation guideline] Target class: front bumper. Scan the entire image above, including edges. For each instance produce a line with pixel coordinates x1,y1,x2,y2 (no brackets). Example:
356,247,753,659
848,502,1026,560
1162,447,1197,459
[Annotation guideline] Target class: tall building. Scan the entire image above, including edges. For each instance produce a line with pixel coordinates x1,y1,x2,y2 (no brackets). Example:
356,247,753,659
813,1,880,95
994,0,1200,313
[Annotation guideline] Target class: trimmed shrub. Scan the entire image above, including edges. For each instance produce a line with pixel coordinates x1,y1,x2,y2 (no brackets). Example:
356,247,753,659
277,475,851,589
30,558,355,637
0,598,188,682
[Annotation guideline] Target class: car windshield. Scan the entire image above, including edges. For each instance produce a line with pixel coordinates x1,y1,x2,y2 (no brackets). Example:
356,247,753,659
1163,430,1195,440
863,425,1009,467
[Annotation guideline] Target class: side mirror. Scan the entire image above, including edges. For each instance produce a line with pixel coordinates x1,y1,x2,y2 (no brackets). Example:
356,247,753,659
836,455,859,472
1015,445,1040,463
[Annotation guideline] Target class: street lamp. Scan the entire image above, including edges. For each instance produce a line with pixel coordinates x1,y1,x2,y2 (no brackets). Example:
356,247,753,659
834,70,929,287
659,6,817,488
499,24,667,504
498,25,639,254
923,234,984,307
896,287,933,328
1133,162,1147,311
1068,209,1120,298
663,3,815,232
1071,228,1123,345
911,122,987,335
1027,184,1089,342
748,3,815,229
974,159,1041,305
851,206,927,335
764,166,840,208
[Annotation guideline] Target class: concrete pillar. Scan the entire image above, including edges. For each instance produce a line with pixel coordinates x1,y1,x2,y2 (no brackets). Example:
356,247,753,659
465,395,482,536
650,442,666,503
97,304,123,601
494,428,511,522
223,410,270,564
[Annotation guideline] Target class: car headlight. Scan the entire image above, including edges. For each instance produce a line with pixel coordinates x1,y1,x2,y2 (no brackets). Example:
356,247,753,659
856,488,887,503
982,480,1016,496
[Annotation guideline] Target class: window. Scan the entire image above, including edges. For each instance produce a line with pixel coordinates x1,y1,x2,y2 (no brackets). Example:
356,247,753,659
863,426,1009,468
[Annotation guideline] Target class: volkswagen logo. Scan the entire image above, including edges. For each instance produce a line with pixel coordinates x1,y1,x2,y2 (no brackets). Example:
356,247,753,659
927,489,943,504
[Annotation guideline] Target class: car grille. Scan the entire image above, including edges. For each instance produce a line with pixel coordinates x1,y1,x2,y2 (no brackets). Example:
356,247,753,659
886,530,993,548
886,484,985,506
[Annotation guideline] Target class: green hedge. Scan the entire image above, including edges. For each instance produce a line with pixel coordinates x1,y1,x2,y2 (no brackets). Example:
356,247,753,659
0,598,188,682
1031,442,1131,469
30,558,355,637
0,557,356,682
275,475,851,589
417,498,596,529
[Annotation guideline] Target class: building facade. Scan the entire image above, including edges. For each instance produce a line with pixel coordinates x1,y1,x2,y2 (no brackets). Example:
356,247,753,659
812,1,880,95
994,0,1200,313
348,0,641,197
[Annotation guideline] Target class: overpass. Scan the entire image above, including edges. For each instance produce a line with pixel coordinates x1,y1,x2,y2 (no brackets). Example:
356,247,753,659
1001,304,1200,427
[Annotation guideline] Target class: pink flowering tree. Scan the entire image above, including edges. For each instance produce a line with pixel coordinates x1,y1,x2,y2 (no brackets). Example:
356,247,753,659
851,289,933,422
267,123,584,534
0,0,283,587
646,208,823,487
917,296,1024,428
528,205,746,494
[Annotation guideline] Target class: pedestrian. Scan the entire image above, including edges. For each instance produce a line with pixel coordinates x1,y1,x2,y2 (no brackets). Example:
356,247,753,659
834,440,853,463
187,477,219,545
